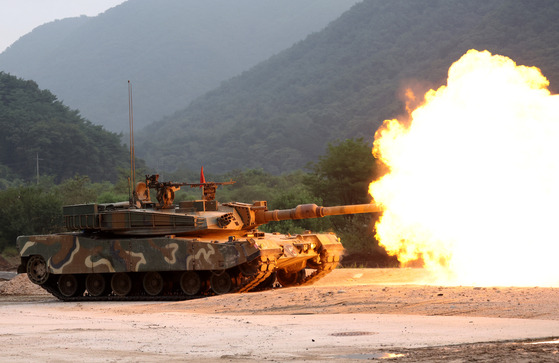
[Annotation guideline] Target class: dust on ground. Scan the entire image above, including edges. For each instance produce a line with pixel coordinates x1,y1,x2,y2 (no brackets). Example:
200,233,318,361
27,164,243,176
0,273,45,295
2,268,559,362
2,268,559,320
94,268,559,320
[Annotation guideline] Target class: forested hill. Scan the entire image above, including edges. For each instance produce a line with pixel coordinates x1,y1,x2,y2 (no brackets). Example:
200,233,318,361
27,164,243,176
0,72,128,185
136,0,559,174
0,0,359,132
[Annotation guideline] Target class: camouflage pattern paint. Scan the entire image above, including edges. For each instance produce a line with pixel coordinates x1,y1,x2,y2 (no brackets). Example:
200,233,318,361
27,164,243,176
17,231,336,276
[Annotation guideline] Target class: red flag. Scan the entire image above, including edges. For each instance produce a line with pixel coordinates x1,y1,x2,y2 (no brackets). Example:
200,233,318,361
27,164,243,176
200,166,206,185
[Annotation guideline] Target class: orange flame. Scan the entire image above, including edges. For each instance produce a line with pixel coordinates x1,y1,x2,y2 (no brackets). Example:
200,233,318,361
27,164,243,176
369,49,559,287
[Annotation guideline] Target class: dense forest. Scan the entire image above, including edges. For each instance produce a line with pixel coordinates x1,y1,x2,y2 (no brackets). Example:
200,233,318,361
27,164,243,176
136,0,559,174
0,72,129,186
0,0,359,132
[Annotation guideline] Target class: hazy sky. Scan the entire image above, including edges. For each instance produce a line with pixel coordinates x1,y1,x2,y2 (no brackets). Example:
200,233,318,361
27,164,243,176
0,0,127,52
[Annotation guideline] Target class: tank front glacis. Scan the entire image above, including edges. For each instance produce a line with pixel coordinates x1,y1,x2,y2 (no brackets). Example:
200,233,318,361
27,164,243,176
16,174,379,301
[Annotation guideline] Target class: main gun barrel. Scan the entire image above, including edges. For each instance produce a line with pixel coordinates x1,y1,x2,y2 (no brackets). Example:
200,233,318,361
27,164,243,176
259,203,382,224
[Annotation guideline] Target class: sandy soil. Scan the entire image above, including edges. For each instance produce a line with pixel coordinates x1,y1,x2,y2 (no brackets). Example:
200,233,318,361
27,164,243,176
1,268,559,362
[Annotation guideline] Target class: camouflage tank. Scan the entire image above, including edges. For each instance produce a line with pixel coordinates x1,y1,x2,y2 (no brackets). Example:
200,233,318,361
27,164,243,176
17,174,380,301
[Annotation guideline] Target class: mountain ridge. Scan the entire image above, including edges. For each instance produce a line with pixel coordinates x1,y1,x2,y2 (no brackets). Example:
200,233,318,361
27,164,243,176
0,0,360,132
0,72,128,184
135,0,559,174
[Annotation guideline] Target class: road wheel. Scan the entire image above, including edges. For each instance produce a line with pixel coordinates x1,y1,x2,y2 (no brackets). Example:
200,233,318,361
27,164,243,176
111,272,132,296
86,273,109,297
58,274,82,297
143,272,164,296
27,255,49,285
277,269,305,287
180,271,201,296
210,271,232,295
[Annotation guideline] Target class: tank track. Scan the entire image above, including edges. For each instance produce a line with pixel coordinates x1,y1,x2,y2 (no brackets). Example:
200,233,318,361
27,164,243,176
34,255,339,301
237,259,277,293
39,278,206,302
298,253,341,286
37,259,279,302
299,261,338,286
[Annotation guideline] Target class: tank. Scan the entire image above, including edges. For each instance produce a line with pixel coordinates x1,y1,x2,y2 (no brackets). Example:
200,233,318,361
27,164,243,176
16,174,381,301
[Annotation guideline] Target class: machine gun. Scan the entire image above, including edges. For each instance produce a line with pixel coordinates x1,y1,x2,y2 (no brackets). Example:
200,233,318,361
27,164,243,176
135,174,235,207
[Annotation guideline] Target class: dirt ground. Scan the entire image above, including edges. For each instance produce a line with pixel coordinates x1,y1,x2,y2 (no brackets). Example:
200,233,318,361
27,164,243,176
1,268,559,362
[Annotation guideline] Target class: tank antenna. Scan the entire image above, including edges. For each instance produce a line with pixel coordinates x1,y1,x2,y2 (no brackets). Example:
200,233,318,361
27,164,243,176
128,80,136,204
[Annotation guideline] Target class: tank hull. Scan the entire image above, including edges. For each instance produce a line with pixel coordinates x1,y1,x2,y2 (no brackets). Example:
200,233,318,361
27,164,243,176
17,231,343,300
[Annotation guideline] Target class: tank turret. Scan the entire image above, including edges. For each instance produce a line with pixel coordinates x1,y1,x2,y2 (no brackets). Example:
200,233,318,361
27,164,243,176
17,174,382,301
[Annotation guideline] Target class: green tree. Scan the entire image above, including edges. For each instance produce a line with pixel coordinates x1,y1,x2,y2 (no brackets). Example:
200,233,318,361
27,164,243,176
0,164,22,190
305,138,377,206
0,186,63,252
304,138,389,262
259,185,330,234
55,175,98,205
0,72,129,185
56,175,133,204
